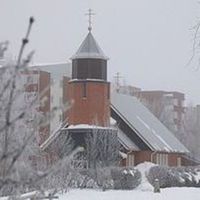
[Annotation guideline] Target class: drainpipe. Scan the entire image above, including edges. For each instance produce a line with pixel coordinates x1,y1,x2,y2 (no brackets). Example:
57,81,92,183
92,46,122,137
151,151,157,163
126,150,132,167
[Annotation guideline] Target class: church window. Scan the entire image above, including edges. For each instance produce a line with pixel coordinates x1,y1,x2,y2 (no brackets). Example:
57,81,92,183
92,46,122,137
156,153,168,166
126,154,135,166
107,85,110,99
82,82,87,98
177,157,181,167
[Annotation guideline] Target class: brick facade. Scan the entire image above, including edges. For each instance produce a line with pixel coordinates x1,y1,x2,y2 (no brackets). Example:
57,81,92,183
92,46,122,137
121,151,183,167
38,71,51,145
23,70,50,145
135,90,185,131
67,80,110,127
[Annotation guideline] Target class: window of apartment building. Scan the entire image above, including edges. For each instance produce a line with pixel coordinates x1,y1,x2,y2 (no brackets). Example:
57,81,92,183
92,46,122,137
173,98,179,106
126,154,135,166
25,74,39,85
24,91,38,103
174,111,178,120
156,153,168,166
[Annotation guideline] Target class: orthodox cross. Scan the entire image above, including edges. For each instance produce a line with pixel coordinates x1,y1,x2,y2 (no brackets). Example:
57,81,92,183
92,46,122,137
0,41,9,59
114,72,123,92
85,8,95,32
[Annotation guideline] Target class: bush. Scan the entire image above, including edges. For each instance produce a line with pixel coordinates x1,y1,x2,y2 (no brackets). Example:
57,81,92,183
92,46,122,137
71,167,141,190
147,165,200,188
70,169,99,189
111,167,141,190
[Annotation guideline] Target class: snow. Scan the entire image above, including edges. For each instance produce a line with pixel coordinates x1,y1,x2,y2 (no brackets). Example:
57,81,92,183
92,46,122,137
136,116,172,152
118,129,140,150
1,162,200,200
58,188,200,200
136,116,151,130
1,188,200,200
135,162,156,191
110,117,117,126
194,171,200,183
67,124,114,130
119,151,127,159
154,133,172,152
40,123,62,150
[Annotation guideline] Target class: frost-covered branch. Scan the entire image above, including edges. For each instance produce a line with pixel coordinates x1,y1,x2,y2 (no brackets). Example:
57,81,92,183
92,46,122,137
0,17,74,196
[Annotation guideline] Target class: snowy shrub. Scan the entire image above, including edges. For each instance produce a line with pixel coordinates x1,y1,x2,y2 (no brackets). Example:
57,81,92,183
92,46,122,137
78,168,113,190
111,167,141,190
77,169,99,189
147,166,200,188
65,167,141,190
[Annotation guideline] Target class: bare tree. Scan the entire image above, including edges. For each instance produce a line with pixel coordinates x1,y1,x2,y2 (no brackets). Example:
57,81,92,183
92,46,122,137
187,19,200,69
140,97,177,133
85,128,120,169
0,17,74,196
183,105,200,160
83,128,120,188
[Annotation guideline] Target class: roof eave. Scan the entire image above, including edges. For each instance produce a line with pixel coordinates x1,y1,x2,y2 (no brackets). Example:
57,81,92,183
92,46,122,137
70,54,109,60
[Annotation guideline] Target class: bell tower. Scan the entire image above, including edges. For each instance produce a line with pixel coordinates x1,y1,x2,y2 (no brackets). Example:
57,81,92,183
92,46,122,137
67,10,110,127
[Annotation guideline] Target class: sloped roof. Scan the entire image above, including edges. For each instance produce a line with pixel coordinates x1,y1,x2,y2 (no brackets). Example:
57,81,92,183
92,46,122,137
71,32,108,60
111,92,189,153
32,62,71,79
118,128,140,151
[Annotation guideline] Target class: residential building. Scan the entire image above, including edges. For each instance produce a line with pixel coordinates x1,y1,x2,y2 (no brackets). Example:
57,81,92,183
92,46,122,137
22,69,51,145
133,90,185,132
31,62,71,134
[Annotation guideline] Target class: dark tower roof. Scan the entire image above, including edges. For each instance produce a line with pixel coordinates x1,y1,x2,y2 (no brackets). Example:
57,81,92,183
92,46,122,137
71,32,108,60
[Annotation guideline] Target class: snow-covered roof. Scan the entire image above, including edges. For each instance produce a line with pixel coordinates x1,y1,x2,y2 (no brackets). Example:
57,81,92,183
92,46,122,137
31,62,72,79
118,129,140,151
64,124,115,131
71,32,109,60
40,123,66,151
111,92,189,153
40,124,117,150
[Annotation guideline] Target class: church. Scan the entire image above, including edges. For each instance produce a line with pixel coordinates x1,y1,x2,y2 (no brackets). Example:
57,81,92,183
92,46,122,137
31,12,190,168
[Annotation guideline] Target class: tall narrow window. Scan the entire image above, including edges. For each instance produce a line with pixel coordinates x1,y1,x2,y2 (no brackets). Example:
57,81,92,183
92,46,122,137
156,154,168,166
107,85,110,99
82,82,87,98
126,154,135,166
177,157,181,167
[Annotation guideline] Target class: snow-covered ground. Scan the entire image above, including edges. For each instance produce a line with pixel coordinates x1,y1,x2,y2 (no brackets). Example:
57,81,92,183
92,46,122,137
58,188,200,200
1,188,199,200
58,162,200,200
135,162,156,191
1,162,200,200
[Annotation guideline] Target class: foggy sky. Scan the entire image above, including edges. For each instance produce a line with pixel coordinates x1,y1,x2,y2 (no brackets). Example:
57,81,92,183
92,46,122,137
0,0,200,104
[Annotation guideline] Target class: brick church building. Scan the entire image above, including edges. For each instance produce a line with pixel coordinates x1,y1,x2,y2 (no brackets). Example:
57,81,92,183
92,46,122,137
38,21,191,168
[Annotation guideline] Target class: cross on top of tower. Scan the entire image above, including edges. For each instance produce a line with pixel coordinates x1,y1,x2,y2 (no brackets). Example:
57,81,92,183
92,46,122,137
114,72,123,92
85,8,95,32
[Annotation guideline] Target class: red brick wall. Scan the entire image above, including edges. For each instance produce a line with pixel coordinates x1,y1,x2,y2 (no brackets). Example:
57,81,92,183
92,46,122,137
22,70,51,145
122,151,184,167
63,76,71,125
67,80,110,127
168,153,181,166
135,90,185,130
39,71,50,145
134,151,152,165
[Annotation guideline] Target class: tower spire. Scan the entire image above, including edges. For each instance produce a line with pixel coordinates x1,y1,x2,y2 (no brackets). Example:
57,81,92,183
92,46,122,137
85,8,95,32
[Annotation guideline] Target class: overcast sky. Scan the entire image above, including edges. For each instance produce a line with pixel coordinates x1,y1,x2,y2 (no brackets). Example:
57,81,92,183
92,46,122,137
0,0,200,104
